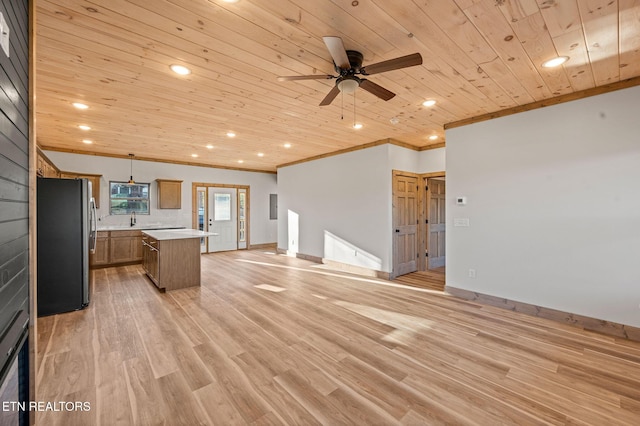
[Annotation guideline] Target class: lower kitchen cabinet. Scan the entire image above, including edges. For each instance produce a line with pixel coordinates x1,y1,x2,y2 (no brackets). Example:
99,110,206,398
91,232,110,266
90,230,143,268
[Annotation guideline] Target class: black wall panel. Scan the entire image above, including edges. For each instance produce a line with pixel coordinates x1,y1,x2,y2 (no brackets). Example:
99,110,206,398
0,0,30,379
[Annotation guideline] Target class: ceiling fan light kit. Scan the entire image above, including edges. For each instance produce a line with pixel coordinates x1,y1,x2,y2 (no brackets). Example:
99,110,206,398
337,77,360,93
277,36,423,106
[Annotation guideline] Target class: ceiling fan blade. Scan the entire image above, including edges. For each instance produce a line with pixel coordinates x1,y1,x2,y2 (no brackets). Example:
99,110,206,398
359,79,395,101
277,75,334,81
322,36,351,69
360,53,423,75
319,85,341,106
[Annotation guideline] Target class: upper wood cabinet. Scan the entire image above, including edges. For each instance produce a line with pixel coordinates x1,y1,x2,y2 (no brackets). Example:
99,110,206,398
156,179,182,209
60,171,102,208
36,150,60,178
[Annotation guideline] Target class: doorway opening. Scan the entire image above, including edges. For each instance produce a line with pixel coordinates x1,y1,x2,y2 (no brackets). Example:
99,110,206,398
192,183,250,253
391,170,445,289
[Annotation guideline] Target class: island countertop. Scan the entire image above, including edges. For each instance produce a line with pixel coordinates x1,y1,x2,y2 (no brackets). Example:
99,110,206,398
97,225,186,231
142,229,218,241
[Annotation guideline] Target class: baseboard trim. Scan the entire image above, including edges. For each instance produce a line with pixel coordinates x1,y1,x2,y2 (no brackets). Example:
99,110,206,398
321,259,391,280
446,286,640,342
249,243,277,250
274,249,390,280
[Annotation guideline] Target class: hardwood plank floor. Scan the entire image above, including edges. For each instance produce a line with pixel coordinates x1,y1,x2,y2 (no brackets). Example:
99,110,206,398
37,249,640,425
393,270,446,292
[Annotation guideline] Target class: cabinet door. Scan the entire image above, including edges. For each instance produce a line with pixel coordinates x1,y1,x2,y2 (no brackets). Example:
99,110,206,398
109,236,135,264
36,156,45,176
157,180,182,209
142,240,150,273
133,235,144,261
150,247,159,283
90,233,110,267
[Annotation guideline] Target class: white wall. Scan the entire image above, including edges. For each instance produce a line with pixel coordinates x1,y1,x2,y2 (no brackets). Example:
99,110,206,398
278,144,391,270
44,151,278,245
278,143,446,273
417,147,445,173
446,85,640,328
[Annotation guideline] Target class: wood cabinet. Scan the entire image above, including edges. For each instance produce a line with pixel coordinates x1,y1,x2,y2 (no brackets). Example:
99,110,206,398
90,231,110,267
36,150,60,178
60,172,102,208
90,230,143,268
141,235,159,284
109,230,143,264
156,179,182,209
142,233,200,291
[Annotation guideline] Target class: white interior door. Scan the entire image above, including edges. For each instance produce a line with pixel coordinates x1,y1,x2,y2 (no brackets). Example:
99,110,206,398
208,187,237,252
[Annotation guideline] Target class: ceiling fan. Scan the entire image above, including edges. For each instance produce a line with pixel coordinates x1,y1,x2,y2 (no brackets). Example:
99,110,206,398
277,36,423,106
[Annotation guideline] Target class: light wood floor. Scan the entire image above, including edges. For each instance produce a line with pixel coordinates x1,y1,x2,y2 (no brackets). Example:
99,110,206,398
37,250,640,425
393,269,446,292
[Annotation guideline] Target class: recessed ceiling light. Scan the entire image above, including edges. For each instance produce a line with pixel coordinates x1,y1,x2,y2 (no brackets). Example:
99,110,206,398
429,135,438,141
389,117,400,125
72,102,89,110
353,123,363,129
257,153,264,157
191,154,198,158
226,132,236,138
170,64,191,75
283,143,292,148
542,56,569,68
222,0,240,3
82,139,93,144
206,144,214,149
78,125,91,130
238,160,244,163
423,100,436,107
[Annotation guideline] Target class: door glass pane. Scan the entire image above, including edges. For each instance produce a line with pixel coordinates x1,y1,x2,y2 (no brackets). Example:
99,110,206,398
197,189,206,232
214,193,231,221
238,191,246,242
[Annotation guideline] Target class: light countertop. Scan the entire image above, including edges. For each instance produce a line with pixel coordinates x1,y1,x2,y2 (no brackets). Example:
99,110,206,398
142,229,218,241
97,225,186,231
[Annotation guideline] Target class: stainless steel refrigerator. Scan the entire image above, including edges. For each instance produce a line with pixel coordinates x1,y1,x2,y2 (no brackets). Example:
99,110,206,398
37,177,96,316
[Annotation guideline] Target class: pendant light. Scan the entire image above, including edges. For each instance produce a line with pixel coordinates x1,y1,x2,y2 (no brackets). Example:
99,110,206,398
128,153,135,185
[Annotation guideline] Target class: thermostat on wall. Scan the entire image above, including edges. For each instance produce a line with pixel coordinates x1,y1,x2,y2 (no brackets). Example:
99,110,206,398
456,196,467,205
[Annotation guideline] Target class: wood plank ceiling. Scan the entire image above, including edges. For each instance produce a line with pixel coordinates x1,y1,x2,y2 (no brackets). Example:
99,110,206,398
35,0,640,172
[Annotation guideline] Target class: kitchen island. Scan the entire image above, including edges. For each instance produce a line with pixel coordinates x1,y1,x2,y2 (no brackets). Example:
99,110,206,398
141,229,216,291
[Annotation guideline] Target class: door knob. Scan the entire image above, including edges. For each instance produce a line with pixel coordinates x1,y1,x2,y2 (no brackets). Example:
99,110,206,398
395,229,400,233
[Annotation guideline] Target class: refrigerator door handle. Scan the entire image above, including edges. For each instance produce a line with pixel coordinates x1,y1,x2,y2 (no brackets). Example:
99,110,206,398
90,197,97,254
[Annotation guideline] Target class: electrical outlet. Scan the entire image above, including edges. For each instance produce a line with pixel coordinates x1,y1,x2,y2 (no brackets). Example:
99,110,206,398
468,269,476,278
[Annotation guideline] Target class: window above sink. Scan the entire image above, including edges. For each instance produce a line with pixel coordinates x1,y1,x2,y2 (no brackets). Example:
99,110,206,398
109,181,150,215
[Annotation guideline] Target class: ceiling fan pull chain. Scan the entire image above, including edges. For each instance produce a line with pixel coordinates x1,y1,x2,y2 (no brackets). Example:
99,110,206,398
353,90,357,127
341,89,344,120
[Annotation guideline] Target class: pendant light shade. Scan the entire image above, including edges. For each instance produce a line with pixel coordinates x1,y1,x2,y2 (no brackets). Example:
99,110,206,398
128,153,135,184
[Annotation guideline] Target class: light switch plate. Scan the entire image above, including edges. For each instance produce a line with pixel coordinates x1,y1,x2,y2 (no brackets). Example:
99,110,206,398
0,12,9,58
453,218,470,227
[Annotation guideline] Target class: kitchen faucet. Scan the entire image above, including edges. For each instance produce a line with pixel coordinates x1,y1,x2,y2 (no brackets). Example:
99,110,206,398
130,211,136,227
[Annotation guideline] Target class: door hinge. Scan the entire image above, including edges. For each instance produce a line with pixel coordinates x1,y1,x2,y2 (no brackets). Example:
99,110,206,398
417,253,419,258
416,185,419,190
425,185,428,191
416,219,419,224
425,219,429,224
426,252,429,257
